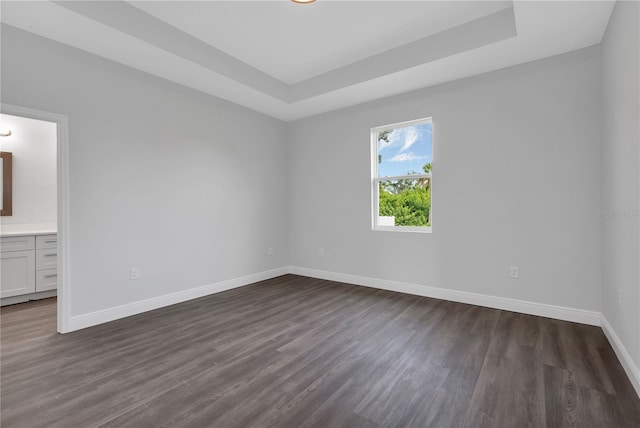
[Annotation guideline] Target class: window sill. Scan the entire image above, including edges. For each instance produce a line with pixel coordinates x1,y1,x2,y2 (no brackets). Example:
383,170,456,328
373,226,432,234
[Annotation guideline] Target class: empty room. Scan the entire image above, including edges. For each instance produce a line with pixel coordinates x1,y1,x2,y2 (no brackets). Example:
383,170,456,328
0,0,639,427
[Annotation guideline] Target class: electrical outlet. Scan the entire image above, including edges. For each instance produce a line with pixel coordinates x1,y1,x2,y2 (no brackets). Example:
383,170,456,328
268,247,274,256
618,289,623,308
129,267,140,280
319,248,325,257
509,266,519,279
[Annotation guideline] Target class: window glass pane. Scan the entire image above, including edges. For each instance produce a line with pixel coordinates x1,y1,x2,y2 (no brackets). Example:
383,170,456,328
378,178,431,227
377,122,432,178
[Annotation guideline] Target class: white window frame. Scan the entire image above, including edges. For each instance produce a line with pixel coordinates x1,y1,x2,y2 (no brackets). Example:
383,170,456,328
371,117,433,233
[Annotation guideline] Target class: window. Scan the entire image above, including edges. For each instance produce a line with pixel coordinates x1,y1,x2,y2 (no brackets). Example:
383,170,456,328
371,118,432,232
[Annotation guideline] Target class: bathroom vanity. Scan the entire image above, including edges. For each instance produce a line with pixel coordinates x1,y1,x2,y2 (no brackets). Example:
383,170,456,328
1,224,57,306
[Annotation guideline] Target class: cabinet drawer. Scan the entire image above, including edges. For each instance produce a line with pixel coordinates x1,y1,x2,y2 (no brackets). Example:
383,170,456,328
36,249,58,271
36,235,57,249
1,250,36,298
36,269,57,292
1,236,35,253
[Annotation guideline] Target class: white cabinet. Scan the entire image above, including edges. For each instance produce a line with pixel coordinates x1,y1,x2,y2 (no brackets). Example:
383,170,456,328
36,249,58,270
1,233,57,302
35,234,57,292
1,250,36,298
36,235,57,249
36,269,57,292
1,235,35,252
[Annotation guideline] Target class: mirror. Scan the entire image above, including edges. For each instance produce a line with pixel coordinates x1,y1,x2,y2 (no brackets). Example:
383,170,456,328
1,151,12,216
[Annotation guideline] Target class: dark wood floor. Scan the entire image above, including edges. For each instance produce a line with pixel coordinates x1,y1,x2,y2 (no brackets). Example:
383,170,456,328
1,275,639,427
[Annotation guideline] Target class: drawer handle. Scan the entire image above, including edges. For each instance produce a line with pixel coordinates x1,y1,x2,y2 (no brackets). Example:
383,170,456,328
43,253,57,257
44,273,58,278
44,241,57,244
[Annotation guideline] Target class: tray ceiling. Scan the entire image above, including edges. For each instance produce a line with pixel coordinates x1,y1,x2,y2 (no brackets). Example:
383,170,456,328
0,1,615,120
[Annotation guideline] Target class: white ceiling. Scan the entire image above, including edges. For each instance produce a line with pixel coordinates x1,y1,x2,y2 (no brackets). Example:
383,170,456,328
0,1,615,121
130,1,513,84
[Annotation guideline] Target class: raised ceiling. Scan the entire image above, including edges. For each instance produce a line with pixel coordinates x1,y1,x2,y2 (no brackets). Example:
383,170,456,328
0,1,615,121
131,0,514,85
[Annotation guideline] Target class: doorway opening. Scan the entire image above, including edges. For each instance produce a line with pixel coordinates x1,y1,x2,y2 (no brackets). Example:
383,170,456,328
0,104,69,333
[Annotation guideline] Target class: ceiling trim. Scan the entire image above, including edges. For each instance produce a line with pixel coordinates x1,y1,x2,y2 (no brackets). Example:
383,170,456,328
53,1,516,104
52,0,290,100
289,7,516,102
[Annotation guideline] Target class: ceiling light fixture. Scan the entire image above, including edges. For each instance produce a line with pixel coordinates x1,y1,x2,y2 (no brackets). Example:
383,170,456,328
291,0,316,4
0,128,11,137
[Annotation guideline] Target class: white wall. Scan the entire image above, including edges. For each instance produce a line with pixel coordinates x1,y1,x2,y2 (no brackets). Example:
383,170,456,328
1,25,289,317
601,0,640,369
0,114,57,225
0,16,626,335
288,46,603,313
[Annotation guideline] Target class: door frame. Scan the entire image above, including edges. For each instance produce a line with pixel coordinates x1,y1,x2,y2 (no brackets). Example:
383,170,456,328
1,103,71,333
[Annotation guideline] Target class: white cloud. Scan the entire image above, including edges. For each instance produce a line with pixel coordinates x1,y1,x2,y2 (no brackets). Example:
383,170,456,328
400,126,419,152
389,152,426,162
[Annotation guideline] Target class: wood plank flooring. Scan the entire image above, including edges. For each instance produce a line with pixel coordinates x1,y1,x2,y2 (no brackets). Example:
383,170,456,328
1,274,639,427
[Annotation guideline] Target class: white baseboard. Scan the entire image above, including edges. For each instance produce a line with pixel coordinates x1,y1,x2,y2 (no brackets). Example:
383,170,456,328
67,267,289,332
287,266,601,326
600,314,640,398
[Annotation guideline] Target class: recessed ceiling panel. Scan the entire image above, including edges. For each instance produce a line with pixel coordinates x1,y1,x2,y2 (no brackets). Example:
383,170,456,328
0,0,616,121
129,0,513,84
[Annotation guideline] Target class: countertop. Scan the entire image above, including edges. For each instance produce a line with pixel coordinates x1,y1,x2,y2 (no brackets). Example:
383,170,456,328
0,223,57,237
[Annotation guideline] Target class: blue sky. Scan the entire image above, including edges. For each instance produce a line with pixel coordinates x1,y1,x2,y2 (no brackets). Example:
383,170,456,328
377,122,432,177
